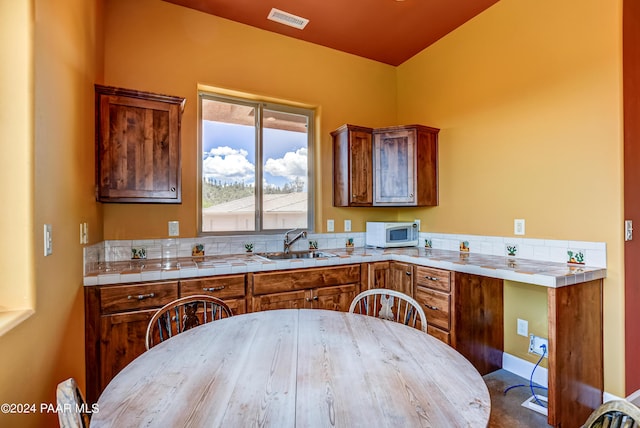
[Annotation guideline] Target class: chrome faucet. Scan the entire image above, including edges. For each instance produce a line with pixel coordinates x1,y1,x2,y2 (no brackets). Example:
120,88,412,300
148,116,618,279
283,228,307,253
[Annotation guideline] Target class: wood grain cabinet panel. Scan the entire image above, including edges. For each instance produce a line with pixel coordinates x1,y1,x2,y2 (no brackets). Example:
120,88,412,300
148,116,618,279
331,124,373,207
373,125,439,206
85,281,179,403
367,261,390,290
413,266,454,344
180,274,246,314
251,265,361,312
452,272,504,376
99,309,156,394
388,261,413,296
95,85,185,203
99,282,178,313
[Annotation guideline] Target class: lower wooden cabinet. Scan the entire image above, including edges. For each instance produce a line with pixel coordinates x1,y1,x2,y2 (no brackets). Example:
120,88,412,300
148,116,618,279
85,275,246,403
85,281,179,403
413,266,453,344
250,265,361,312
366,261,412,296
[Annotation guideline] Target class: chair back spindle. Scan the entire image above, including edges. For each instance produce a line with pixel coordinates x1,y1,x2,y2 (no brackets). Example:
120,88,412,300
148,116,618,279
146,295,232,350
349,289,427,332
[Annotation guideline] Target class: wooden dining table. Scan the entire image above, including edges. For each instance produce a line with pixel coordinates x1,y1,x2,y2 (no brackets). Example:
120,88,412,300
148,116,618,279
91,309,490,427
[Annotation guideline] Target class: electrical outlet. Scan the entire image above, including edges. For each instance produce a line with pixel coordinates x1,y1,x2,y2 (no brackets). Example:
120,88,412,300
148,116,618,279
168,221,179,236
514,219,525,235
529,334,549,358
626,220,633,241
327,219,334,232
344,219,351,232
414,219,421,231
517,318,528,337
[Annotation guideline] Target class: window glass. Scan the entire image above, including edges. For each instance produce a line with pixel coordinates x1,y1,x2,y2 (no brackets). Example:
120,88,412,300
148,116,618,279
200,94,313,233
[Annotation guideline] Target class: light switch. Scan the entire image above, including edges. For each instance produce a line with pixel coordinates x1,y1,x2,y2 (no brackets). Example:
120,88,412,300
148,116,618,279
344,220,351,232
44,224,53,256
327,219,334,232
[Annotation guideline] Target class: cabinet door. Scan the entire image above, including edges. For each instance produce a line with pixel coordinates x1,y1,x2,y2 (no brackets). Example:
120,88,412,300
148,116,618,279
367,261,390,290
95,85,185,203
373,128,416,205
388,261,413,296
99,309,156,394
332,124,373,207
251,290,308,312
312,284,359,312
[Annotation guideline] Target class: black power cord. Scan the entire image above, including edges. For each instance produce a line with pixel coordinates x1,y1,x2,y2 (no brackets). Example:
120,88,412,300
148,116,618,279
503,343,548,408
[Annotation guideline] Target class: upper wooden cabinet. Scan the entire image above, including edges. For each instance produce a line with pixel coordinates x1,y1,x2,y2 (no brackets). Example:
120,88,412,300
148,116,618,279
373,125,439,206
95,85,186,203
331,124,373,207
331,123,439,207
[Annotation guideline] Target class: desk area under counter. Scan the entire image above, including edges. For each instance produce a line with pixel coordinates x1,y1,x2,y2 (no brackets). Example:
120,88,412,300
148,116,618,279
84,246,606,428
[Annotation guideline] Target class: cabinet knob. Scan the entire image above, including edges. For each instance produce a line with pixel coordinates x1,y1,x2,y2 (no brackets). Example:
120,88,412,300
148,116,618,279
171,187,176,192
305,296,319,302
405,271,411,276
127,292,155,300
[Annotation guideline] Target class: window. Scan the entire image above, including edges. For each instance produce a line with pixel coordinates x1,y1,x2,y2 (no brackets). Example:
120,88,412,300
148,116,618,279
199,92,314,233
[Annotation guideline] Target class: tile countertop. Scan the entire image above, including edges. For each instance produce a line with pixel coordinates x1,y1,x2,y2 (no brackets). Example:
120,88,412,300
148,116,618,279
83,246,606,288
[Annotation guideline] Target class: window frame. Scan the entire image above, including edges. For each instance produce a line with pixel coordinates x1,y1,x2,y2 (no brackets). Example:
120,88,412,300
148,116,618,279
197,90,315,235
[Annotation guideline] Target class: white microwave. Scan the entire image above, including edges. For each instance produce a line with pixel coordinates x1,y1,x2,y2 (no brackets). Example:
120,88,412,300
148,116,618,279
365,222,419,248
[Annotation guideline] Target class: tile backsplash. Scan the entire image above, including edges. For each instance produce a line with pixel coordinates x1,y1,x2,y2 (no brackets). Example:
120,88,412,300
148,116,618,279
84,231,606,275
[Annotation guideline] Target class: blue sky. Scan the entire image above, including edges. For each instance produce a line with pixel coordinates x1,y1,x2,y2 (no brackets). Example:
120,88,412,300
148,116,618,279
202,121,307,188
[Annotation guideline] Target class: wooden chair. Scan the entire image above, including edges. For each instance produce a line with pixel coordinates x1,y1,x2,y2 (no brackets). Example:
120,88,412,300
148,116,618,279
583,400,640,428
145,295,232,350
349,288,428,332
56,378,90,428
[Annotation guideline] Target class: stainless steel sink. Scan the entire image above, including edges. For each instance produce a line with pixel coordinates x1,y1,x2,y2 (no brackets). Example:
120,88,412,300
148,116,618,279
256,250,336,260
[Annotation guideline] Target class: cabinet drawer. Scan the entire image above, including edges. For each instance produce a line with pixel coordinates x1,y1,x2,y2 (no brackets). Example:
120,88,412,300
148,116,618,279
181,275,245,299
414,266,451,292
99,282,178,314
427,325,450,345
415,286,450,331
252,265,361,295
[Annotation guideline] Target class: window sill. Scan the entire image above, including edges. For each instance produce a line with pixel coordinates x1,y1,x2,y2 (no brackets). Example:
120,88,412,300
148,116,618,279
0,309,35,337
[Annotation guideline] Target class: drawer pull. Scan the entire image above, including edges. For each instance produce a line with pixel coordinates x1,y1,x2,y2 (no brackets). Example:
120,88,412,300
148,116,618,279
306,296,319,302
424,304,439,311
424,276,439,281
128,293,155,300
203,286,225,292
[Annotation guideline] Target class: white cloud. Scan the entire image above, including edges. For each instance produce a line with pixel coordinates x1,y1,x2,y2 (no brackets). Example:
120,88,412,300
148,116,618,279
203,146,254,183
264,148,307,181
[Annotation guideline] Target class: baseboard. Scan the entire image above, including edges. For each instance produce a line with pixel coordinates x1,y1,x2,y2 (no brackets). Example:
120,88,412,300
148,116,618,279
502,353,548,388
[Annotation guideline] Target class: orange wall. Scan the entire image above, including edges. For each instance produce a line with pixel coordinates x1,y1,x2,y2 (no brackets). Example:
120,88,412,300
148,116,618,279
101,0,399,239
397,0,624,394
0,0,103,427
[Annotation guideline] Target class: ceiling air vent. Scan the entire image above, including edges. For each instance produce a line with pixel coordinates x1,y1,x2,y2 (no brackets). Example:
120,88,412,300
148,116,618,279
267,8,309,30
